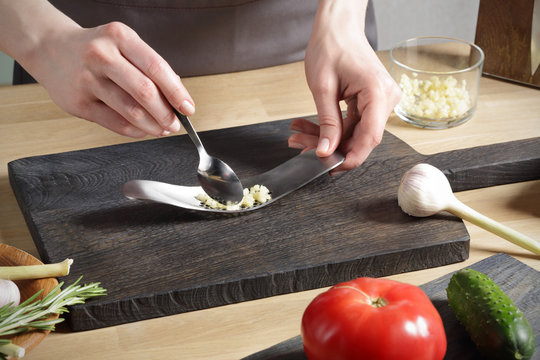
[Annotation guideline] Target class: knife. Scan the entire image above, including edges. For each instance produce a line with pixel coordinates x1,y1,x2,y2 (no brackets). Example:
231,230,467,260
532,0,540,77
122,149,345,213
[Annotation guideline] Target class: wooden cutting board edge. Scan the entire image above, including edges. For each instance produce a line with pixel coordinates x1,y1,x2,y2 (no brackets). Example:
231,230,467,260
7,117,539,332
66,234,470,331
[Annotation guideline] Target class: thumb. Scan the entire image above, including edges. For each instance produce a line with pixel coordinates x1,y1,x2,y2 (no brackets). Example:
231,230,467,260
312,91,343,157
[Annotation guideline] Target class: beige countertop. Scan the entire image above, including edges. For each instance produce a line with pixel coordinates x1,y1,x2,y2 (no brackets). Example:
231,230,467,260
0,53,539,359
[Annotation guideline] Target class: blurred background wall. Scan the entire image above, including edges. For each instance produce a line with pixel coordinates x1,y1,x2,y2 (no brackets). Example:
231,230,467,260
0,0,479,85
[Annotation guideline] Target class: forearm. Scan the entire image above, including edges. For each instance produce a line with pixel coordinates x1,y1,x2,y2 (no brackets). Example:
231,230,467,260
0,0,79,71
314,0,369,40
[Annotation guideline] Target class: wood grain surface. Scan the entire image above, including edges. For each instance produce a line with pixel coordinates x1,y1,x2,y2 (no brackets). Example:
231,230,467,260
7,116,540,331
243,253,540,360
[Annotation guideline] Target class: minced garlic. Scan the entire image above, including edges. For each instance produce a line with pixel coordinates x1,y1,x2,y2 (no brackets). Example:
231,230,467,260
398,73,471,119
196,184,272,211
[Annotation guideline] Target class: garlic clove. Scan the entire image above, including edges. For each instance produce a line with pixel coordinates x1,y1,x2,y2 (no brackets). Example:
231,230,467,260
0,279,21,307
398,163,454,217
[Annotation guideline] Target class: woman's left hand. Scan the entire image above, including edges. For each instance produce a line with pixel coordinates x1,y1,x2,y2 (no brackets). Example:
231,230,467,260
290,0,401,174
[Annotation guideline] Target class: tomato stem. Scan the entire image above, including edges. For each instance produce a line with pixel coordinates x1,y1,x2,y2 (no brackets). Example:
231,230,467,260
333,285,388,308
369,297,388,308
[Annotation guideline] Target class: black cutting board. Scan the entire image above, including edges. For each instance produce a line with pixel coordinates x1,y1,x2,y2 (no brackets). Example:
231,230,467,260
242,253,540,360
7,116,540,331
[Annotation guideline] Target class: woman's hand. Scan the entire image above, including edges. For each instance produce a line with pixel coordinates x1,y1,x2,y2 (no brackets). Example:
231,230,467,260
0,1,194,138
291,0,401,174
34,22,195,138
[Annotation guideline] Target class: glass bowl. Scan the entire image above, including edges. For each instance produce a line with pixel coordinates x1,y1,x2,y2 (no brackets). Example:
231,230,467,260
390,36,484,129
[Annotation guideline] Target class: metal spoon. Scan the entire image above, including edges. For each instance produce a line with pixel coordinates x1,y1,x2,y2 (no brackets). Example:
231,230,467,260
171,108,244,204
122,149,345,213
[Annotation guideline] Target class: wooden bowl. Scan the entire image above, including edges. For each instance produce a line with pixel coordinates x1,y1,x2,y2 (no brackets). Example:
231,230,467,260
0,244,59,354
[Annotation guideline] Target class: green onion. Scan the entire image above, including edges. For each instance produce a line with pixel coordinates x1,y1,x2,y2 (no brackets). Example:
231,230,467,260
0,259,73,280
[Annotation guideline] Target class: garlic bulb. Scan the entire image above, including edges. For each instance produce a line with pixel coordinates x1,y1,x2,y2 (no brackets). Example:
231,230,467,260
0,279,20,307
398,163,454,217
398,163,540,255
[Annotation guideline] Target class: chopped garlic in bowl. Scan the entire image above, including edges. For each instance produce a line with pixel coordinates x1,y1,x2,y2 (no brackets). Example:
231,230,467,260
196,184,271,211
390,36,484,129
398,73,471,119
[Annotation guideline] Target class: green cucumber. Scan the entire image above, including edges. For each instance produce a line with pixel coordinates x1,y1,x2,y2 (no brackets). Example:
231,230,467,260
446,268,535,360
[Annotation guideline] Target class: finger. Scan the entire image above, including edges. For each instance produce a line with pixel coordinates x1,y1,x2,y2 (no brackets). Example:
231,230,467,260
92,78,166,136
288,132,319,150
115,25,195,114
95,23,182,132
342,97,360,141
290,118,320,136
311,85,343,157
85,101,147,138
336,99,387,172
103,58,180,132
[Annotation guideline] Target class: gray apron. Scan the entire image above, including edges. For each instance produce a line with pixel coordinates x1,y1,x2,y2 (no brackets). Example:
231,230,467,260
14,0,376,83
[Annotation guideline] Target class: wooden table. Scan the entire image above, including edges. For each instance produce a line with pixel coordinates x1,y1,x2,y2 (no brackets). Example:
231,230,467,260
1,53,539,359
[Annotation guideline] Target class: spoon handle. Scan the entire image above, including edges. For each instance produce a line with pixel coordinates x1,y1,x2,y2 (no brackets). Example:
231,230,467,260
447,197,540,255
172,108,207,157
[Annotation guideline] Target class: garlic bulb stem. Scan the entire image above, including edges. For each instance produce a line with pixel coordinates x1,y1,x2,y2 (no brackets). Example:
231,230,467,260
398,163,540,256
446,196,540,255
0,258,73,280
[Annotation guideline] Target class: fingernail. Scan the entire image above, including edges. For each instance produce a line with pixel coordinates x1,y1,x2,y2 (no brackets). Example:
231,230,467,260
180,100,195,116
161,129,171,136
317,138,330,154
169,119,181,132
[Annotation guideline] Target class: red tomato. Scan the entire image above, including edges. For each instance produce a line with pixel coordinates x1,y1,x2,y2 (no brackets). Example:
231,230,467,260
301,277,446,360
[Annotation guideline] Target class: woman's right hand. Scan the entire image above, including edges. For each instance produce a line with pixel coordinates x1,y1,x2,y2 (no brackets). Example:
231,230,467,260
0,1,194,138
31,21,195,138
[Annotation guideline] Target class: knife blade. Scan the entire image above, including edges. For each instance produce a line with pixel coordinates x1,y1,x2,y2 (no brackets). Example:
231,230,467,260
532,0,540,76
122,149,345,213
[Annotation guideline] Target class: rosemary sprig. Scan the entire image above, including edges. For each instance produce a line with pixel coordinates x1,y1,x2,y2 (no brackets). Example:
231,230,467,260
0,276,106,358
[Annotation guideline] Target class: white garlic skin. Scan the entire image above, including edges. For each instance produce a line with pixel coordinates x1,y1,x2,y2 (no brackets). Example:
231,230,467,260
0,279,21,307
398,163,454,217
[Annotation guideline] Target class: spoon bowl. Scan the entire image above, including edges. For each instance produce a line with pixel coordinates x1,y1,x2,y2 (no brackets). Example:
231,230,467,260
172,108,244,204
